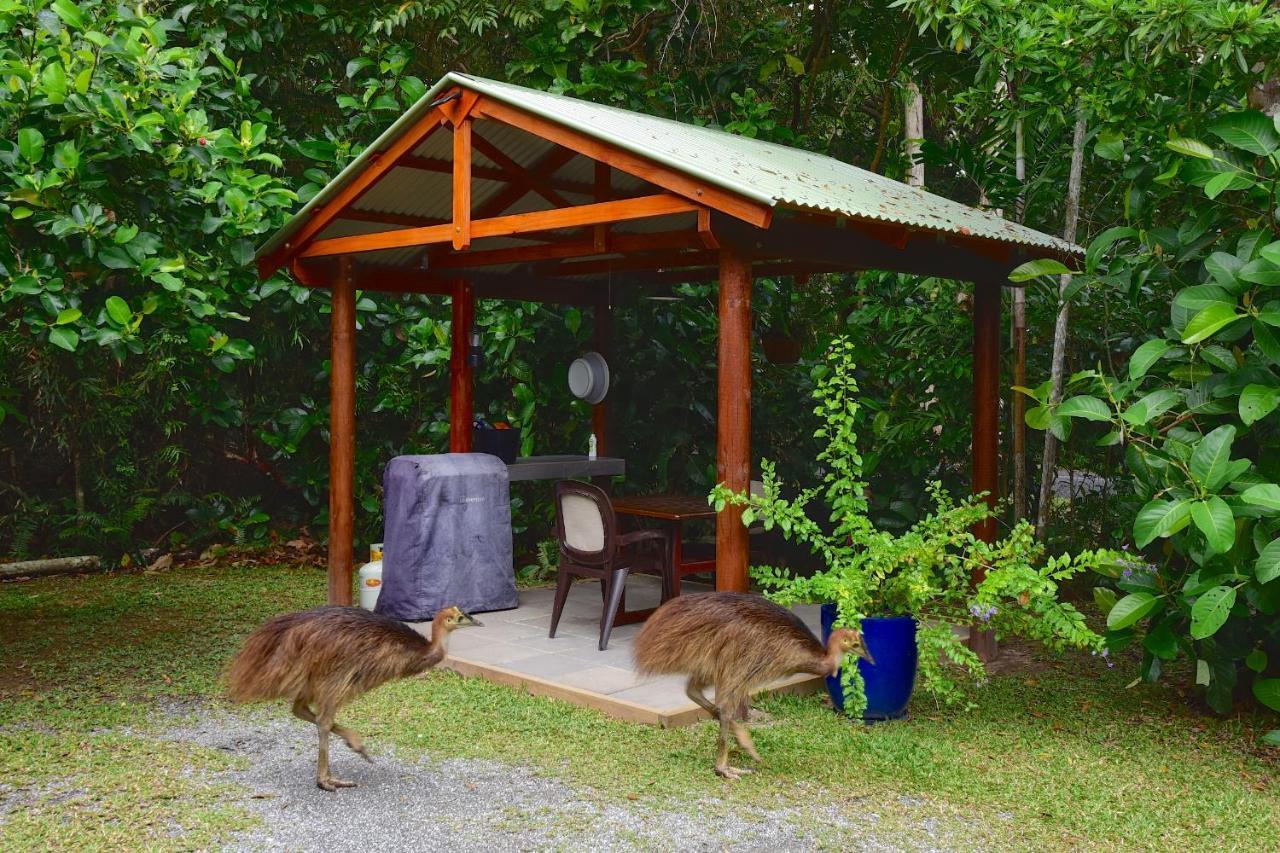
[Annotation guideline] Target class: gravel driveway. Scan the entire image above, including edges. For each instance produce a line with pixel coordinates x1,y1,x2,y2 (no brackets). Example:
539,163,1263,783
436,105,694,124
169,711,946,852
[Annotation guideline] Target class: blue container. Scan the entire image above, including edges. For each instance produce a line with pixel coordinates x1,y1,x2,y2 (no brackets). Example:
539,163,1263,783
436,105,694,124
821,604,918,722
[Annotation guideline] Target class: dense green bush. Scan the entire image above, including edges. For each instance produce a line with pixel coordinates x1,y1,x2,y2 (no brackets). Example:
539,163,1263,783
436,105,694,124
1019,112,1280,722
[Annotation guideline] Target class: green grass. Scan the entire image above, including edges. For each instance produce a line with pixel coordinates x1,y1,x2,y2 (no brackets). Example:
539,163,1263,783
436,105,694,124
2,562,1277,850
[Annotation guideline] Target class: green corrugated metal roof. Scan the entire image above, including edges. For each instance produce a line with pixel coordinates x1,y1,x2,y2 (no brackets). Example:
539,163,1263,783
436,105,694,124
257,72,1079,266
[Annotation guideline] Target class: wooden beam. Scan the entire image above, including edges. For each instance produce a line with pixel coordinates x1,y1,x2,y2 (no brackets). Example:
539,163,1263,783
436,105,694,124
471,95,774,229
259,108,447,279
472,133,572,209
593,161,611,253
328,257,357,606
715,248,752,593
593,302,612,455
453,118,472,250
969,279,1001,661
472,146,579,221
300,194,700,259
544,250,716,277
398,154,595,196
450,279,475,452
430,229,706,271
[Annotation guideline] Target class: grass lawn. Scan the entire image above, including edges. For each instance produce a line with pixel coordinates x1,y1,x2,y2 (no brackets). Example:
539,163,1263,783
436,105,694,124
1,561,1277,850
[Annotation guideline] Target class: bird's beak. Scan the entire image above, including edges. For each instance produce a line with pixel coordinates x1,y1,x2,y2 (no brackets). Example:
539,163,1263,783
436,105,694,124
858,647,876,666
460,612,482,627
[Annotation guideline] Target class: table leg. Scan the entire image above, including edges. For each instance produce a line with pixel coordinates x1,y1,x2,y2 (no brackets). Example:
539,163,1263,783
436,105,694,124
670,519,684,598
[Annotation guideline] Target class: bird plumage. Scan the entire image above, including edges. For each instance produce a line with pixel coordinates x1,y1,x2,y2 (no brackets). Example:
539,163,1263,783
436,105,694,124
634,592,870,779
226,604,477,791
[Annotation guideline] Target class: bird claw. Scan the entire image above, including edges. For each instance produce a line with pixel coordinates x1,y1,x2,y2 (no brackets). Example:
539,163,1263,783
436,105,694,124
353,744,374,763
715,765,752,781
316,776,357,791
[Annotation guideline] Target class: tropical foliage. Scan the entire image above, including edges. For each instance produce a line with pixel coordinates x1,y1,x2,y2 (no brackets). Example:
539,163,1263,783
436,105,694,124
713,338,1114,714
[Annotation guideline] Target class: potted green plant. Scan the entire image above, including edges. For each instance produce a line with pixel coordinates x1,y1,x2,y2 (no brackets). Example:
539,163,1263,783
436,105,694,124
712,337,1120,718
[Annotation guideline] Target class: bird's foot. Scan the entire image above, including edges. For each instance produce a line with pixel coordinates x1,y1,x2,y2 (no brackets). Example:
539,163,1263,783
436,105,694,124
741,746,762,763
714,765,752,781
350,742,374,763
316,776,357,792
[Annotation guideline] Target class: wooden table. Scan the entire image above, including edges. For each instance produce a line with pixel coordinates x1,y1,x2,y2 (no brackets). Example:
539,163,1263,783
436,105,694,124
611,494,717,597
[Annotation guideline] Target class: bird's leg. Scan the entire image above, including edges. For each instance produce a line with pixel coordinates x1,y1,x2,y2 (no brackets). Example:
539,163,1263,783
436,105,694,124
293,700,371,763
713,704,752,781
315,714,357,792
685,678,720,720
730,719,762,763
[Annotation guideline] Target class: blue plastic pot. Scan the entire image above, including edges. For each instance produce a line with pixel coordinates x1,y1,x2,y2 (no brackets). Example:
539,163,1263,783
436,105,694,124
821,604,918,722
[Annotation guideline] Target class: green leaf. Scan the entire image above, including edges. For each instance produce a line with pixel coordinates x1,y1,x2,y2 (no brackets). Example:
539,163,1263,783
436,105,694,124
1190,497,1235,555
1166,137,1215,160
41,62,67,104
1260,241,1280,267
1205,252,1245,287
1094,129,1124,161
1262,730,1280,748
1092,586,1118,617
1189,425,1236,491
54,307,81,325
1240,258,1280,286
1204,171,1241,199
51,0,85,29
1107,591,1160,630
1209,110,1280,156
48,326,78,352
105,296,132,326
1056,395,1111,421
1240,384,1280,425
229,239,255,267
18,128,45,164
1143,622,1178,659
783,54,805,75
1253,320,1280,364
1246,649,1268,673
1253,678,1280,712
1242,483,1280,511
1196,659,1211,686
1256,538,1280,584
1009,258,1071,283
1085,227,1137,276
1190,586,1236,640
1134,499,1191,548
1182,302,1240,344
1121,389,1180,426
1129,339,1172,379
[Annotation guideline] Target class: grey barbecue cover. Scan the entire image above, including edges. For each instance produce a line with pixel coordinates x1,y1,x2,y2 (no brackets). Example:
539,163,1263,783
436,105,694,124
375,453,518,620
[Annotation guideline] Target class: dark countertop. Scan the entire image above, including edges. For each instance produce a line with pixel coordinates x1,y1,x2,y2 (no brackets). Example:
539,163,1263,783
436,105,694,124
505,455,625,482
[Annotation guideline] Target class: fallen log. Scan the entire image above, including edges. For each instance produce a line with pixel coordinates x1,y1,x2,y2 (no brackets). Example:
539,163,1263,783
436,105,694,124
0,555,104,580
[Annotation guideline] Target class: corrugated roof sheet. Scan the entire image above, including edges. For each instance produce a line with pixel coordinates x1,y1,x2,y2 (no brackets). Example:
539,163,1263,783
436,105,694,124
257,72,1079,267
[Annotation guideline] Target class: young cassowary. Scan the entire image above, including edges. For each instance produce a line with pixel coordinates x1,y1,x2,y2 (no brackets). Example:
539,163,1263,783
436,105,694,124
634,592,872,780
226,605,479,791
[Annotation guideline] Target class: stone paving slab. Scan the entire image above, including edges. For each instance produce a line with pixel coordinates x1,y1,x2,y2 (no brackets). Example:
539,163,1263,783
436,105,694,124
428,575,825,727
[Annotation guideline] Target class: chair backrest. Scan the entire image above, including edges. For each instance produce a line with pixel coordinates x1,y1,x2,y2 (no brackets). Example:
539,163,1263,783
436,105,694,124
553,480,617,566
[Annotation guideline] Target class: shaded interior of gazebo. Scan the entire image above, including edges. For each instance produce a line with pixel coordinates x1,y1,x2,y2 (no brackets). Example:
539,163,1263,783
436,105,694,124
256,72,1080,645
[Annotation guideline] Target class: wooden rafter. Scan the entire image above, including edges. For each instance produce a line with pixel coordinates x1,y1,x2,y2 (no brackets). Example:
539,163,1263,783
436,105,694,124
453,116,472,250
471,95,773,229
471,133,571,209
257,102,450,279
428,229,706,271
300,194,701,259
473,145,579,221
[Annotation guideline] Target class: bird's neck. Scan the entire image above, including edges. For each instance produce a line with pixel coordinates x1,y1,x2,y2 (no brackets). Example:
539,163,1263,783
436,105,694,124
820,641,845,677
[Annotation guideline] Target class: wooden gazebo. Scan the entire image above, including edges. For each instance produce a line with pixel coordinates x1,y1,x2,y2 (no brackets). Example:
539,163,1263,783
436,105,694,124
257,73,1080,625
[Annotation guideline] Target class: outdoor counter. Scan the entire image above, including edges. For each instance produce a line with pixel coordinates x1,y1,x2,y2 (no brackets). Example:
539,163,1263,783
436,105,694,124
505,455,624,482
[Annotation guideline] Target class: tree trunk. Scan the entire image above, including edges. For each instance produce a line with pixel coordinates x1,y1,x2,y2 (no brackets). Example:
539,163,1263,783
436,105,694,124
1012,113,1028,522
904,80,924,187
1034,112,1088,540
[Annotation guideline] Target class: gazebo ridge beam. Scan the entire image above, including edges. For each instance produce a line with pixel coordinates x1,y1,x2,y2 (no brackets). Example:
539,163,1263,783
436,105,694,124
298,194,701,259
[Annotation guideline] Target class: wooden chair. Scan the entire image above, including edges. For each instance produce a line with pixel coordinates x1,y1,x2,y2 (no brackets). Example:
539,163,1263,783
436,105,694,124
549,480,672,650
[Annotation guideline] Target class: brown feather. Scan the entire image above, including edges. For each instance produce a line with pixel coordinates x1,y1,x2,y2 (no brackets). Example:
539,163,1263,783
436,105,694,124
225,606,451,717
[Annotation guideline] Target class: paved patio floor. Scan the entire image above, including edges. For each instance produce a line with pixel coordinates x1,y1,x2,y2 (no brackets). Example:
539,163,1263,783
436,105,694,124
425,575,825,727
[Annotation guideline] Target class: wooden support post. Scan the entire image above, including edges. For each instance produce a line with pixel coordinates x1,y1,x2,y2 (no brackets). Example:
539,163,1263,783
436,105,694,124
452,118,472,250
970,279,1001,660
450,279,475,452
715,249,752,593
328,257,356,606
593,300,612,455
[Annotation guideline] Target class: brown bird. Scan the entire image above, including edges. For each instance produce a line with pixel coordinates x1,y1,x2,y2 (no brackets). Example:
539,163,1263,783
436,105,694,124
633,592,872,780
226,604,479,791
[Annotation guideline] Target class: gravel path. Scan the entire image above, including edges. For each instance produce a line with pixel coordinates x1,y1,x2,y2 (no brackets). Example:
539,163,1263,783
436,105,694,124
168,711,947,852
